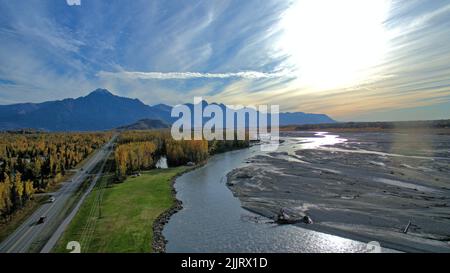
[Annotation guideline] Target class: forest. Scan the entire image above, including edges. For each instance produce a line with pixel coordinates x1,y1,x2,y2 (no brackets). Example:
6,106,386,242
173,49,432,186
114,130,250,180
0,132,111,220
0,129,251,220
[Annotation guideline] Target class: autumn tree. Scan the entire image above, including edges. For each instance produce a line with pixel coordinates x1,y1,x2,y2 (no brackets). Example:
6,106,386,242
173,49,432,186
0,131,111,219
0,173,12,219
12,172,24,208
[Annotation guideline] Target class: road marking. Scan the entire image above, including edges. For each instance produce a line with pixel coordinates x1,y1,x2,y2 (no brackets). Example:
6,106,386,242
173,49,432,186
6,224,35,253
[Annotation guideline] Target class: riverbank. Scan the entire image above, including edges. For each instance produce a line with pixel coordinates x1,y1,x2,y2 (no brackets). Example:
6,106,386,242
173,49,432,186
54,167,187,253
226,131,450,252
280,119,450,135
152,162,206,253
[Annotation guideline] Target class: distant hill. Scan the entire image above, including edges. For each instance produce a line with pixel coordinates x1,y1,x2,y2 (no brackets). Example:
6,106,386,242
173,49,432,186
0,88,335,131
288,119,450,131
279,112,335,126
117,119,169,130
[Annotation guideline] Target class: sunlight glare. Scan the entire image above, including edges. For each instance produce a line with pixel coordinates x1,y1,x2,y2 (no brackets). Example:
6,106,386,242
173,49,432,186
277,0,391,90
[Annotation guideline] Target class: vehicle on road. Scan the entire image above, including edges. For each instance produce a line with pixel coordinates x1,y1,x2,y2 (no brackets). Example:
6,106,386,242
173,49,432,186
49,196,55,203
37,216,46,224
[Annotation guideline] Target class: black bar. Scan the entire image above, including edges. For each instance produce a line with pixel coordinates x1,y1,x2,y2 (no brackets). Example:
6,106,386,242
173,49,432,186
1,253,448,272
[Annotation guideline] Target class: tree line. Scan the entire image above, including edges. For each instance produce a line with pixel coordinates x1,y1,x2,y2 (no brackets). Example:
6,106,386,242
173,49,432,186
291,119,450,131
0,132,111,220
114,130,249,180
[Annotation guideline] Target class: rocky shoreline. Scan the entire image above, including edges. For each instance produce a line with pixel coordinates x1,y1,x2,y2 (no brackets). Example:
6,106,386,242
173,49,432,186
152,163,206,253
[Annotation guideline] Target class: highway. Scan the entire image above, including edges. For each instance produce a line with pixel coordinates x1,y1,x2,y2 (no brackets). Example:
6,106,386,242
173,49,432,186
0,135,116,253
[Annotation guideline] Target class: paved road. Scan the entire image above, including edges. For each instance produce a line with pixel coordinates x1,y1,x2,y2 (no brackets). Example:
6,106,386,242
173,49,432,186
40,141,114,253
0,135,116,253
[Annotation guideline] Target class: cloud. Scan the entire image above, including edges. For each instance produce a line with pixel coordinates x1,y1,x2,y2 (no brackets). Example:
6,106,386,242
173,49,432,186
97,70,292,80
0,0,449,121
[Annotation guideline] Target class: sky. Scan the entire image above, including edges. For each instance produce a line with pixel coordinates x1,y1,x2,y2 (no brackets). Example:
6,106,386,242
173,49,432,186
0,0,449,121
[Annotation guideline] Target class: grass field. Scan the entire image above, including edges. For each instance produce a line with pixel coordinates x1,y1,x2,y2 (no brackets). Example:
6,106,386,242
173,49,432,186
54,167,187,253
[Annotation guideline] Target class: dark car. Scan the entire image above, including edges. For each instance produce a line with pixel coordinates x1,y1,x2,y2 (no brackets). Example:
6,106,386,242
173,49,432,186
37,216,46,224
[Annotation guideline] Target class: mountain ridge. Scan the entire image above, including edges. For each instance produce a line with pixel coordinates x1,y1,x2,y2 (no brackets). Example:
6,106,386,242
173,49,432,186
0,88,335,131
117,119,170,130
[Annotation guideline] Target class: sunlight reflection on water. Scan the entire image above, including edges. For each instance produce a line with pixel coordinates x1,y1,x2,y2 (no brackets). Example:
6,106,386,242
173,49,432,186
163,132,389,253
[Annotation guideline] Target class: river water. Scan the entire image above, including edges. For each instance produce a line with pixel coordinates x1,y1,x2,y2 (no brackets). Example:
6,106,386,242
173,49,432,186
163,133,376,252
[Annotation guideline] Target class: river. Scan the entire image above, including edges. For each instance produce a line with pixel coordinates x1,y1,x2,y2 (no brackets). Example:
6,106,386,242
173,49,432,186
163,133,380,252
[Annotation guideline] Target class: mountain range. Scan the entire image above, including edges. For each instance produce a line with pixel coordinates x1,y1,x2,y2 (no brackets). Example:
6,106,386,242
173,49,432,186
0,88,335,131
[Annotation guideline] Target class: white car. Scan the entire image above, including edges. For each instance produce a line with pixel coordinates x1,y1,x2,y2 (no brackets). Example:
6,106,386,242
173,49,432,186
49,196,56,203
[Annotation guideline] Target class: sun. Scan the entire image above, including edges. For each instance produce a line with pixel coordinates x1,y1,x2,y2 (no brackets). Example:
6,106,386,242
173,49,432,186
276,0,391,90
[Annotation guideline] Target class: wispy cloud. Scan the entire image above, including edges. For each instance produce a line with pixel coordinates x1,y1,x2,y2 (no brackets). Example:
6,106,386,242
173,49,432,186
97,70,291,80
0,0,449,121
